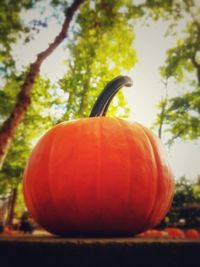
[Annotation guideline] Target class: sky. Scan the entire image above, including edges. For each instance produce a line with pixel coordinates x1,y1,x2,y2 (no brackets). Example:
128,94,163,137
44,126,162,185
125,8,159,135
13,3,200,181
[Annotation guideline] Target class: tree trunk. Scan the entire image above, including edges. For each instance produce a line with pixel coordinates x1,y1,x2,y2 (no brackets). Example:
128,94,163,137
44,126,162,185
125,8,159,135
5,187,17,228
0,0,85,170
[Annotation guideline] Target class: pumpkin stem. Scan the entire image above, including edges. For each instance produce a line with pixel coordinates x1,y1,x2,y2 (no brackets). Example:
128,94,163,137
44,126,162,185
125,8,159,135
90,76,133,117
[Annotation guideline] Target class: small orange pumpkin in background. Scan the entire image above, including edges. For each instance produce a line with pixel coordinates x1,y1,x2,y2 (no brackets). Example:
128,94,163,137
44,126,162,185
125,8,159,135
185,229,199,239
137,229,168,238
164,227,185,238
23,76,174,236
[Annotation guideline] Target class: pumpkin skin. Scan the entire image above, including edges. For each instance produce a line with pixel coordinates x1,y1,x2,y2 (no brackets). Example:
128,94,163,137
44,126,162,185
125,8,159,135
23,116,174,236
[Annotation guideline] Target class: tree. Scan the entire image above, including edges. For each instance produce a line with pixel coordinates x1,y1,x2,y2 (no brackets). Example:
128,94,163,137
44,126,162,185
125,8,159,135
0,75,62,195
0,0,85,169
148,0,200,143
0,75,65,225
59,0,136,120
0,0,41,77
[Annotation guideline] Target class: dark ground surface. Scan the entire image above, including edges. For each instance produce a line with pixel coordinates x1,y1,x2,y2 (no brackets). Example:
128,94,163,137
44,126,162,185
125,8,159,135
0,235,200,267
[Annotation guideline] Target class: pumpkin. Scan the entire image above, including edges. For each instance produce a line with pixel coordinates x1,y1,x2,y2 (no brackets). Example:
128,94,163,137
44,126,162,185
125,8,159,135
23,76,174,236
138,229,168,238
185,229,199,239
164,228,185,238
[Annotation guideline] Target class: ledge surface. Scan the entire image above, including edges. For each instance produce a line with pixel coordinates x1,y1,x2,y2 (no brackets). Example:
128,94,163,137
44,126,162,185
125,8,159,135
0,235,200,267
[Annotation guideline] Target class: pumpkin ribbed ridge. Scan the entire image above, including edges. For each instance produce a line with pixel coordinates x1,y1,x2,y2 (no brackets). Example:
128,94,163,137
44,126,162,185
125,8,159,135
118,120,159,233
137,124,174,231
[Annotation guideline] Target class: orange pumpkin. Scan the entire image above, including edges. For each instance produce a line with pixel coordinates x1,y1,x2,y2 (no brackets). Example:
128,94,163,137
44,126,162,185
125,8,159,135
164,227,185,238
138,229,168,238
185,229,199,239
23,76,174,236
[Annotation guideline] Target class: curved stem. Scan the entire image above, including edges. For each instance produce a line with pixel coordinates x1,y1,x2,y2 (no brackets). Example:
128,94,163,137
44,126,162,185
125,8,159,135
90,75,133,117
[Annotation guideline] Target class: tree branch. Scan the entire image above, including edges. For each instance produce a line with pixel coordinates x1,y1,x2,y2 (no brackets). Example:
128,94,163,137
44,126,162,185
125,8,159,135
157,79,169,140
191,51,200,85
167,128,185,146
0,0,85,169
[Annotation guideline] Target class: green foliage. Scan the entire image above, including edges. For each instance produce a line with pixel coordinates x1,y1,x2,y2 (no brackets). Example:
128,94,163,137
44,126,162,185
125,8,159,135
0,75,63,195
139,0,196,21
0,73,24,124
156,91,200,143
160,21,200,81
173,176,200,207
15,183,26,218
164,176,200,228
59,0,136,120
0,0,42,76
152,0,200,143
0,0,77,197
159,176,200,228
193,177,200,199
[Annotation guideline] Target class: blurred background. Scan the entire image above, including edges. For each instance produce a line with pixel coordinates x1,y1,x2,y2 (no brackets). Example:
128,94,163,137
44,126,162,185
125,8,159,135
0,0,199,234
